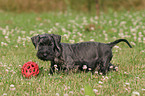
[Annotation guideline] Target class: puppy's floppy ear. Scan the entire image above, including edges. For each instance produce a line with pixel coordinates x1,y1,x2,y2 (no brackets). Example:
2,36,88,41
31,35,40,49
50,34,62,57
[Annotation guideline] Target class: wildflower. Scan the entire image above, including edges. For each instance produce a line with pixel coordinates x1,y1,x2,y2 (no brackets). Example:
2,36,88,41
114,45,120,49
80,88,85,95
125,88,128,91
142,89,145,91
56,93,59,96
110,66,113,69
99,73,103,75
82,65,87,70
94,16,98,20
93,89,98,93
69,40,75,43
64,93,68,96
138,37,142,42
5,36,8,39
10,87,16,91
132,91,140,96
55,93,59,96
143,37,145,43
124,72,128,74
91,27,95,30
90,39,95,41
98,85,102,88
94,71,98,74
98,81,103,84
69,91,73,94
81,88,84,91
10,84,16,91
131,42,136,46
134,37,137,41
3,93,7,96
55,23,59,26
5,69,9,73
115,67,118,71
54,65,57,68
88,68,91,71
125,83,130,86
15,45,18,48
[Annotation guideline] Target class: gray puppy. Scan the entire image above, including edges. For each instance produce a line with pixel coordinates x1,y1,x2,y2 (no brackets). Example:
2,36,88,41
31,34,132,74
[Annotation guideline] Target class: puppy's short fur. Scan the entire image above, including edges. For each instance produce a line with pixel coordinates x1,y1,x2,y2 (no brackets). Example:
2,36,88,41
31,34,132,74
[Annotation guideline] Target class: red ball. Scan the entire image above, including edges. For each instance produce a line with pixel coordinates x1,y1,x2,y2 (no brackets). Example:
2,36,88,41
21,61,39,78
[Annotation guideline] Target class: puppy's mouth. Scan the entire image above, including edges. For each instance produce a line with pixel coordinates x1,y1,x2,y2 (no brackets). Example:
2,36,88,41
37,53,54,61
38,56,54,61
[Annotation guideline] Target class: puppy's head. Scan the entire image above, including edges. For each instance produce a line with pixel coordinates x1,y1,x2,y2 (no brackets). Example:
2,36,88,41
31,34,62,61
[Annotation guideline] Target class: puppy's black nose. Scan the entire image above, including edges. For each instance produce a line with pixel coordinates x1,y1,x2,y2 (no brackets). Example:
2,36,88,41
43,53,47,57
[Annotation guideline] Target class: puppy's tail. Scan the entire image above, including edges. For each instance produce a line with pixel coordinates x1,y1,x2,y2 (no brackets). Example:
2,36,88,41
107,39,132,48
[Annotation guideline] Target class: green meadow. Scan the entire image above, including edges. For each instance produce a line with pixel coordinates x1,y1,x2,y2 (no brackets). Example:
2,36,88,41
0,11,145,95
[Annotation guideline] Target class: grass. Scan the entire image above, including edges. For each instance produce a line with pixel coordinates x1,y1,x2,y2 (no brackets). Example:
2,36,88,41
0,10,145,96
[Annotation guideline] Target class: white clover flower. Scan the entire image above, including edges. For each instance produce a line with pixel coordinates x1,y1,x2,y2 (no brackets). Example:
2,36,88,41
125,83,130,86
21,31,26,34
82,65,87,70
90,39,95,41
110,66,113,69
94,16,98,20
5,36,8,39
3,93,7,96
88,68,91,71
143,37,145,43
98,81,103,84
120,21,126,25
56,93,59,96
10,87,16,91
124,72,128,74
93,89,98,93
132,91,140,96
69,91,73,94
77,32,82,36
142,89,145,91
15,45,18,48
5,69,9,72
134,37,137,41
125,88,128,90
63,34,69,39
54,65,57,68
64,93,68,96
105,76,109,79
1,42,4,46
10,84,14,87
105,37,108,41
115,67,118,71
69,40,75,43
95,71,98,74
131,42,136,46
91,27,95,30
55,23,59,26
80,88,84,91
141,50,145,53
100,73,103,75
114,46,120,49
138,37,142,42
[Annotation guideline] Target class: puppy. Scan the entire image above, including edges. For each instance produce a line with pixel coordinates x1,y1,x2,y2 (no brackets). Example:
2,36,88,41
31,34,132,74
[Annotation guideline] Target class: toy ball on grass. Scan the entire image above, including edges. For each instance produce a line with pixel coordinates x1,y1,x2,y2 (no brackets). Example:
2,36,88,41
21,61,39,78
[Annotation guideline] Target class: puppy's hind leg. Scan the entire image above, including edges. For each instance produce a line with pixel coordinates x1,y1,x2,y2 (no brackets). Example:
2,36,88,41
100,57,111,75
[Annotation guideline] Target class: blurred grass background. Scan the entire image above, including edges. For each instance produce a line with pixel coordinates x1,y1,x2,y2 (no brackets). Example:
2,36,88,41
0,0,145,13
